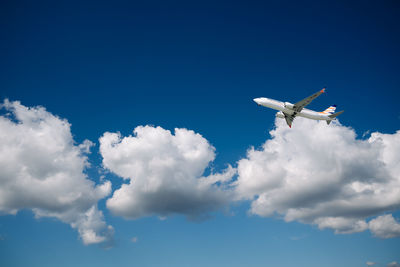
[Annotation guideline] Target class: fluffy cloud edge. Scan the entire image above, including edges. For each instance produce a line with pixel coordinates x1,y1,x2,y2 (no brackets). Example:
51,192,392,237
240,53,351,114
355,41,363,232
0,99,113,245
100,125,236,220
369,214,400,239
235,117,400,238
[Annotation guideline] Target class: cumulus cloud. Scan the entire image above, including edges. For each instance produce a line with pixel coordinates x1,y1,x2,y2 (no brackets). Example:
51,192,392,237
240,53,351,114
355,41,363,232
388,262,400,267
235,118,400,237
100,125,235,220
369,214,400,238
0,100,113,245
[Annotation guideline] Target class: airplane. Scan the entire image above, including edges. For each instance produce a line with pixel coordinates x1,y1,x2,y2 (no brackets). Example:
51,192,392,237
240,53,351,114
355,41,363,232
253,88,344,128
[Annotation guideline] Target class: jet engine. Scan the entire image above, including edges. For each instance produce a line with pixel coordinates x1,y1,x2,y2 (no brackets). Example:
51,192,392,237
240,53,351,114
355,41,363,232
284,102,294,109
275,112,285,119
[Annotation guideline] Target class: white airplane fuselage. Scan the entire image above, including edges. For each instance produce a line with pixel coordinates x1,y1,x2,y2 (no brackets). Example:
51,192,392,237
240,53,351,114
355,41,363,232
253,97,331,121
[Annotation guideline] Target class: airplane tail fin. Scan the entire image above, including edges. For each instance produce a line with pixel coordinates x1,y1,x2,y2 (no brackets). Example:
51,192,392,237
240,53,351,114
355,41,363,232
320,105,336,115
326,110,344,125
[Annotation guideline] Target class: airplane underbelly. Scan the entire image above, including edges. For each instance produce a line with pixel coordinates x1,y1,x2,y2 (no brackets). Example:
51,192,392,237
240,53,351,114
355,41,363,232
282,109,293,115
298,111,324,120
262,102,285,112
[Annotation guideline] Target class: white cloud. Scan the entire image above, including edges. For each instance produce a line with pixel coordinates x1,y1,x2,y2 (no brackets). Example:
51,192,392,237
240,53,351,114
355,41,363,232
369,214,400,238
366,262,377,266
388,262,400,267
131,236,138,243
235,118,400,237
4,99,399,242
0,100,113,245
100,125,235,220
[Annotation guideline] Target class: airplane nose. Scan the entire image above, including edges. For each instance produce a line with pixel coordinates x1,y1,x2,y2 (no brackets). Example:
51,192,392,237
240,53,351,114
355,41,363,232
253,98,261,105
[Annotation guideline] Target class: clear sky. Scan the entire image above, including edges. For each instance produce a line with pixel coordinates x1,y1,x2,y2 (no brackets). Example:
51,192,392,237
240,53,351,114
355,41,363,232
1,1,400,266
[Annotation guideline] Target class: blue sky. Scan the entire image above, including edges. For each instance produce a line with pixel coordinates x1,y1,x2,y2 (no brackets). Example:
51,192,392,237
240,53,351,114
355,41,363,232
1,1,400,266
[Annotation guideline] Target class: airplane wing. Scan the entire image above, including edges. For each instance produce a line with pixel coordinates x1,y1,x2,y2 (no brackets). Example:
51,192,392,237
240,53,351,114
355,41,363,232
283,112,295,128
293,88,325,113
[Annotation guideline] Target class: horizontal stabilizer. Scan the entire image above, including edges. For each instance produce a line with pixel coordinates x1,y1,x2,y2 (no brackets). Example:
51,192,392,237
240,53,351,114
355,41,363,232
328,110,344,119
